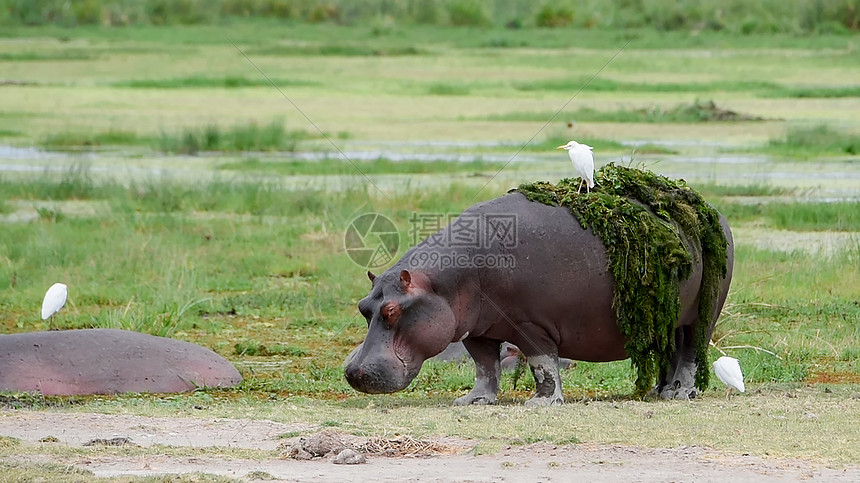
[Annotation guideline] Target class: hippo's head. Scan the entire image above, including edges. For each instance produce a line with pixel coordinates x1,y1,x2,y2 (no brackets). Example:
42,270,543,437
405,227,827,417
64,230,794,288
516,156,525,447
344,269,456,394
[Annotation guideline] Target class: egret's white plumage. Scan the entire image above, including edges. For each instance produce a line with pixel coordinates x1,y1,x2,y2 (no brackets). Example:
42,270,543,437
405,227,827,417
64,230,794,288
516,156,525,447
41,282,68,320
713,356,745,396
557,140,595,193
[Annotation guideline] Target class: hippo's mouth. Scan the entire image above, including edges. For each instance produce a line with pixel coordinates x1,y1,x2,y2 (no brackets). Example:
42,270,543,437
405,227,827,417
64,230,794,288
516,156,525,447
344,343,421,394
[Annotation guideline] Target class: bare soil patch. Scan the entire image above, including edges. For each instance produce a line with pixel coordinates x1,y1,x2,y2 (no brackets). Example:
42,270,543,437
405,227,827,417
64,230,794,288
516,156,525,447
2,411,860,481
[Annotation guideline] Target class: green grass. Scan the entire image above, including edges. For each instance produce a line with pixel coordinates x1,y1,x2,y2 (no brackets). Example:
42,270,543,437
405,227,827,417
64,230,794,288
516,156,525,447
112,75,316,88
1,19,860,476
767,124,860,156
3,0,859,35
234,339,308,357
2,165,859,475
512,78,781,94
524,131,675,155
2,166,858,393
40,129,144,149
766,201,860,231
482,101,763,124
426,82,471,96
769,85,860,98
526,132,627,152
691,182,794,198
36,120,308,154
715,200,860,231
3,21,860,152
0,50,96,61
246,44,427,57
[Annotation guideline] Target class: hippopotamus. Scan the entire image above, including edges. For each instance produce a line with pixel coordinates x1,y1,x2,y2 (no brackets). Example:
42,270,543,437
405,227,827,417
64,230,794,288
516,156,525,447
0,329,242,396
344,191,734,405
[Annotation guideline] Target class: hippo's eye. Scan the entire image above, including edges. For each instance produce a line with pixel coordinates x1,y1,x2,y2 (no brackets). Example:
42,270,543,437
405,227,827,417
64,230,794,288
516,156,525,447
381,302,401,327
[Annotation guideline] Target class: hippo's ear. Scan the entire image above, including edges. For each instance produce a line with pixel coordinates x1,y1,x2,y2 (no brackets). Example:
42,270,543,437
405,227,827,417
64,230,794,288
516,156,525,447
400,269,431,292
367,271,376,283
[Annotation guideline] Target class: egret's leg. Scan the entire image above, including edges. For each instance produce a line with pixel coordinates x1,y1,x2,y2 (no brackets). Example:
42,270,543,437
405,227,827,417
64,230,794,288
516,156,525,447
576,179,584,194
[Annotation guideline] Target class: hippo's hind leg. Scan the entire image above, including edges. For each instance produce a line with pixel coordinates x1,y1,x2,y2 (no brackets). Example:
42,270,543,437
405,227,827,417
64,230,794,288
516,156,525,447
660,325,698,400
649,327,685,397
454,338,500,406
524,353,565,406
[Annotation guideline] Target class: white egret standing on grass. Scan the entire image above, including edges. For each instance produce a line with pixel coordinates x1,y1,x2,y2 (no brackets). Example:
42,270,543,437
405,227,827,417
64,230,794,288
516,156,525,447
41,282,68,328
557,140,595,193
713,356,745,398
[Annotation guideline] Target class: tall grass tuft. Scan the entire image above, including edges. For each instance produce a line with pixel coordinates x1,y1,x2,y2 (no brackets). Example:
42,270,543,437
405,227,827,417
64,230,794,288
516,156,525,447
426,82,471,96
766,201,860,231
768,124,860,156
157,119,306,154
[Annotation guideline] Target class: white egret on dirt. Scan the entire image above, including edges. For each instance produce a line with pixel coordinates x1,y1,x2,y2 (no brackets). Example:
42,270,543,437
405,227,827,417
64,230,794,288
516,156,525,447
557,140,595,193
41,282,68,323
713,356,745,398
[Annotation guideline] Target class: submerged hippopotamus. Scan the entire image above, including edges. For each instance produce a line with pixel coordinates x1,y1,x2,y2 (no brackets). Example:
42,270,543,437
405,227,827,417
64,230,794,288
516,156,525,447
344,191,734,405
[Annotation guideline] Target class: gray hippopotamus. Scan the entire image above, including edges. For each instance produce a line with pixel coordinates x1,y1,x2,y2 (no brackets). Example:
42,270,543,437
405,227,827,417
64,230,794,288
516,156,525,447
344,191,734,405
0,329,242,395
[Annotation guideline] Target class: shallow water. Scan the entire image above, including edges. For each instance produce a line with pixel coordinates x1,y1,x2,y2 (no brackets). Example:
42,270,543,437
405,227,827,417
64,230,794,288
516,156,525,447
1,143,858,199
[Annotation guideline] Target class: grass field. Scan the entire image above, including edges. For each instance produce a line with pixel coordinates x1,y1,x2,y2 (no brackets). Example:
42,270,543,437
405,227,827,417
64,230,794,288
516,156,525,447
1,17,859,474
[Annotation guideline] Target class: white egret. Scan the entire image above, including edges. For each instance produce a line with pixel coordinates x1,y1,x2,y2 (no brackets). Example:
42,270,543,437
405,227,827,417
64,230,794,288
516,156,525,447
41,283,68,324
713,356,745,398
557,140,595,194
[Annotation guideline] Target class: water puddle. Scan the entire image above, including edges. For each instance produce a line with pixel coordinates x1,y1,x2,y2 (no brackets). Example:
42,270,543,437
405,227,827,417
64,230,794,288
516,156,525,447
288,150,531,163
0,145,66,160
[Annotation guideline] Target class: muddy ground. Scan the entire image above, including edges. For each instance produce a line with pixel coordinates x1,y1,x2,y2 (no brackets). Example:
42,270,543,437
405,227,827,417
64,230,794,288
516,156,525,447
2,411,859,482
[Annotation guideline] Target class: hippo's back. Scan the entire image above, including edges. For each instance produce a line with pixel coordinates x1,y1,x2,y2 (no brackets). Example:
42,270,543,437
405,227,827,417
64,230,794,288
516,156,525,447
457,193,627,361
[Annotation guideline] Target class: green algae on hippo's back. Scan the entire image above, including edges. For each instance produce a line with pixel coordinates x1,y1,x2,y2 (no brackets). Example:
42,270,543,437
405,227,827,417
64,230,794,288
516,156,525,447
515,163,729,396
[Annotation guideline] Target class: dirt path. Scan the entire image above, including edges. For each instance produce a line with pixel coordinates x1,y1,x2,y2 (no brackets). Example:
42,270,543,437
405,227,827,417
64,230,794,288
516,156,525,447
3,411,859,482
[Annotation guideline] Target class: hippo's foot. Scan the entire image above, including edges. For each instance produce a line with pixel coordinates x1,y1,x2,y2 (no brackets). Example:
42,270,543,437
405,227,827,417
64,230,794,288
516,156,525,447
525,394,564,407
647,384,665,398
526,354,564,406
659,381,698,400
453,391,496,406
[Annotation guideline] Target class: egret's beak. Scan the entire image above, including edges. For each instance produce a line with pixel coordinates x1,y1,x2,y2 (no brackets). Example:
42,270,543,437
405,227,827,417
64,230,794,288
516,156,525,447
556,145,566,149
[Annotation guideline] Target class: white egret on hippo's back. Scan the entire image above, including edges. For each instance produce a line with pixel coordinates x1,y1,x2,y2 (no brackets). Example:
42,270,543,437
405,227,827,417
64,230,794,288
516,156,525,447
557,140,595,193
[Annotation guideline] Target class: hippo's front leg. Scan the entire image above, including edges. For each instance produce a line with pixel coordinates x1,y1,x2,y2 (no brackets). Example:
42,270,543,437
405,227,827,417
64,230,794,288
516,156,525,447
525,353,565,406
454,338,500,406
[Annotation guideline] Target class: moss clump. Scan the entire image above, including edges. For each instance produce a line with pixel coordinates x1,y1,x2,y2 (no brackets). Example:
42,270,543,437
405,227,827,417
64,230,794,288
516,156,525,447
515,163,728,396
